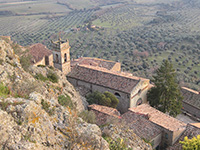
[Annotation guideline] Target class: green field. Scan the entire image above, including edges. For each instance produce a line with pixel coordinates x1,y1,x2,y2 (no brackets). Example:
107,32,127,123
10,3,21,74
0,0,199,90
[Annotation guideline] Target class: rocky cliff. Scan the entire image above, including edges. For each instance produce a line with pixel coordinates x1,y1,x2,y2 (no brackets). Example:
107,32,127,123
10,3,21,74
0,37,152,150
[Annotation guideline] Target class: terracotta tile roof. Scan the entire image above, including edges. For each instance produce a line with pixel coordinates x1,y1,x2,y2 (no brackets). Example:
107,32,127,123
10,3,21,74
71,57,118,70
181,87,200,109
122,111,162,140
168,124,200,150
88,104,121,118
68,65,148,93
129,104,186,131
29,43,52,63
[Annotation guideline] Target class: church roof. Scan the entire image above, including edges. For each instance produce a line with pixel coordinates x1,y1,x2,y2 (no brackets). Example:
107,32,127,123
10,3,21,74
181,87,200,109
129,104,186,131
122,110,162,140
29,43,52,63
67,65,148,93
71,57,119,70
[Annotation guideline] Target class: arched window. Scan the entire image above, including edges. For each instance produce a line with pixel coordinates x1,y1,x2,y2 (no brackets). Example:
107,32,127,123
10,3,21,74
64,53,67,62
136,98,142,106
55,54,59,63
115,92,121,98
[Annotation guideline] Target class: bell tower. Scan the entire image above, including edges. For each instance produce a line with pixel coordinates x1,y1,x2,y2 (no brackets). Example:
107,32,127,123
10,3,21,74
51,38,71,74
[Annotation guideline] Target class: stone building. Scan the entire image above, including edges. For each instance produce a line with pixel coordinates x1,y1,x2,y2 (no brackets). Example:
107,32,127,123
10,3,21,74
129,104,186,148
181,87,200,119
88,104,188,150
122,110,162,150
29,43,54,67
30,39,150,113
168,123,200,150
30,38,71,74
67,63,149,113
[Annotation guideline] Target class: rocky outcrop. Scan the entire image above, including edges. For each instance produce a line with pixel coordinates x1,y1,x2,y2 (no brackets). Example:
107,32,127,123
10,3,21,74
0,37,84,112
0,96,109,150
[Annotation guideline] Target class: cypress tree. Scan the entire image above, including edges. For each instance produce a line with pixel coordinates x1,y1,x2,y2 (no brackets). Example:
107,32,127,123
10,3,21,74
147,60,183,117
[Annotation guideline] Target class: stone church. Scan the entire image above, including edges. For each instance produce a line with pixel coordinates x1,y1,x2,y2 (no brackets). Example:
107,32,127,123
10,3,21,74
30,38,150,113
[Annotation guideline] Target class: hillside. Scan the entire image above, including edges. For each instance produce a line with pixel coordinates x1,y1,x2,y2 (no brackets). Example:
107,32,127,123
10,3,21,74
0,37,152,150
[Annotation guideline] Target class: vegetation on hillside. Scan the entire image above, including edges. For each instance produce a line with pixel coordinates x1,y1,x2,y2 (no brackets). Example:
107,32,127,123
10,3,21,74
147,60,183,117
78,110,96,124
58,94,74,109
0,82,10,98
86,91,119,108
103,136,131,150
35,71,58,83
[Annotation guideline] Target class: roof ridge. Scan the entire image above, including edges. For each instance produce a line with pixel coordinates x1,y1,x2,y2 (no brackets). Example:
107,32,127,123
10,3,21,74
78,64,147,81
181,87,199,95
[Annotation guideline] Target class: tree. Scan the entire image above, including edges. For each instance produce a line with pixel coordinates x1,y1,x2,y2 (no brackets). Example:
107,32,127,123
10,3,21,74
104,91,119,108
180,135,200,150
147,60,183,117
86,91,119,108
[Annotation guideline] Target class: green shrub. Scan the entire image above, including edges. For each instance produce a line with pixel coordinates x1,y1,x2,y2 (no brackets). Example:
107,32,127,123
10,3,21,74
20,55,32,71
58,94,74,109
0,82,10,98
48,66,54,70
41,99,55,116
47,71,58,83
35,73,48,82
103,137,131,150
78,110,96,124
0,59,3,65
0,100,9,111
104,91,119,108
35,71,58,83
11,43,22,55
37,65,45,67
86,91,119,108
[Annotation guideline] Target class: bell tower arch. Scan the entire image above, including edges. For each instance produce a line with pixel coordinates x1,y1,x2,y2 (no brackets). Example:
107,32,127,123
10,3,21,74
51,38,71,74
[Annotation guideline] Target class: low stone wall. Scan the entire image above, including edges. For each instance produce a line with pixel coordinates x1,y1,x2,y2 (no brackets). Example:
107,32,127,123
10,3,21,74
182,101,200,119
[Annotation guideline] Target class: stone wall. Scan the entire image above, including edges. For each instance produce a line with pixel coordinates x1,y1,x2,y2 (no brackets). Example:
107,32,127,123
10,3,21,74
33,54,54,67
62,61,71,75
52,51,61,64
182,101,200,118
172,128,185,145
130,80,149,108
150,133,162,149
161,129,173,147
67,77,130,113
49,54,54,66
91,84,130,113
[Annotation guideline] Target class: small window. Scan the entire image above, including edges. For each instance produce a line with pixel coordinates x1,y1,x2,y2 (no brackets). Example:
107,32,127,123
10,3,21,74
165,133,168,139
115,92,121,98
64,53,67,62
55,54,59,63
136,98,142,106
